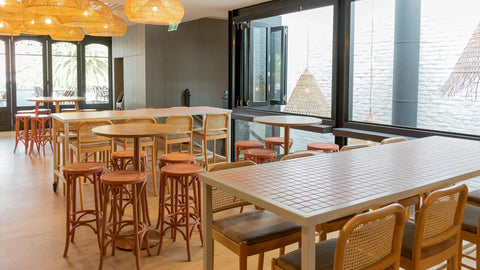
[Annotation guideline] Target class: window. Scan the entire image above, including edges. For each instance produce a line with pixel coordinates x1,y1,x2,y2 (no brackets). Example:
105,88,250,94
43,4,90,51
0,40,6,108
14,39,45,107
51,42,78,98
85,43,109,104
349,0,480,135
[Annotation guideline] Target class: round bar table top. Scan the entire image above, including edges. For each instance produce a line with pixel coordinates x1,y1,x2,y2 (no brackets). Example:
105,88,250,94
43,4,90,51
27,96,86,102
253,115,322,127
92,123,180,138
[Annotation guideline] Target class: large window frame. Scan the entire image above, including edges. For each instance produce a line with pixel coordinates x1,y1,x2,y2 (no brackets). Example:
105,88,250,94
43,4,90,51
229,0,480,155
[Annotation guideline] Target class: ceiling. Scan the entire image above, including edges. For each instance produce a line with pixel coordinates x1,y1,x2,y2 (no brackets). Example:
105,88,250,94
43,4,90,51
105,0,270,25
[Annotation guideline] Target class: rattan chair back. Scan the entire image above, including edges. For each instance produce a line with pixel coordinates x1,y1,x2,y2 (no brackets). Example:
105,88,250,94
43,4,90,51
380,137,407,145
126,117,157,124
335,204,406,270
207,161,256,213
166,115,193,133
280,152,317,161
77,120,113,143
340,144,369,151
205,113,229,132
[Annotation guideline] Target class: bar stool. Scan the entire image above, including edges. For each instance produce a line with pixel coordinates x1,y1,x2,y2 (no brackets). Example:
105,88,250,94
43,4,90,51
30,114,52,155
244,148,277,164
234,140,265,161
111,150,148,172
62,162,105,257
158,152,196,168
100,171,150,270
14,114,32,154
265,137,293,153
307,142,339,153
157,163,203,261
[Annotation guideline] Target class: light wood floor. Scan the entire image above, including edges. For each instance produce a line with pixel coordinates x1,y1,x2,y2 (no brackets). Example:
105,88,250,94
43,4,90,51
0,131,477,270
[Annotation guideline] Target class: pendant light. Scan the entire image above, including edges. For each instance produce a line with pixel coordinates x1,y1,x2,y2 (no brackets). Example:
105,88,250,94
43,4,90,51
50,27,85,41
26,0,89,16
0,0,26,21
125,0,184,25
58,0,113,28
84,15,126,37
23,13,63,35
0,19,22,36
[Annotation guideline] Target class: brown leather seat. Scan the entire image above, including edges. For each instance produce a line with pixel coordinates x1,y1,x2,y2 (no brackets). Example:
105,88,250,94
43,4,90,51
401,221,456,260
462,204,480,234
468,189,480,205
193,130,226,136
276,239,336,270
212,210,301,246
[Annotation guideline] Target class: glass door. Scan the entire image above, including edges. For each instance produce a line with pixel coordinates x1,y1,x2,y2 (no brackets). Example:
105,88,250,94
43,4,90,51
11,37,47,114
0,37,11,131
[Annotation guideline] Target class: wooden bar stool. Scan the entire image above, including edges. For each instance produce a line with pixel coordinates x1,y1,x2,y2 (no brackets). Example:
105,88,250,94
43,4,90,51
14,114,32,154
234,140,265,161
158,152,196,168
265,137,293,152
111,150,148,172
244,148,277,164
99,171,150,270
30,114,52,155
307,142,339,153
62,162,105,257
157,163,203,261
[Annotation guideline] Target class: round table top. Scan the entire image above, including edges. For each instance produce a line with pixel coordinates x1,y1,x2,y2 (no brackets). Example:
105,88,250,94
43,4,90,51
92,123,180,138
253,115,322,127
27,96,86,102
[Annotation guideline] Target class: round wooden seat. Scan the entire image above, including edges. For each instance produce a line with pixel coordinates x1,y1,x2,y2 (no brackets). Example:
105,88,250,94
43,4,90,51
235,140,265,161
265,137,293,151
158,153,196,165
112,150,147,159
243,148,277,164
101,171,148,185
111,150,148,172
160,163,203,176
63,162,105,175
307,142,339,153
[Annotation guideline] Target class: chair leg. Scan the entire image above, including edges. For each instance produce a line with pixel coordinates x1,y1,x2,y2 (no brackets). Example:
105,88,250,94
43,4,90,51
239,246,247,270
152,143,158,196
257,253,264,270
79,178,85,210
212,139,216,165
203,139,208,171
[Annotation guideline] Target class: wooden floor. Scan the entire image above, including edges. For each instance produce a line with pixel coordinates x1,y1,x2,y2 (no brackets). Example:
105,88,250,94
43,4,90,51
0,131,477,270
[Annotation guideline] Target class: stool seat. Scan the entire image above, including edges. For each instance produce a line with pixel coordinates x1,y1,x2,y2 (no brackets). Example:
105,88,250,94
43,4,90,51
17,108,51,114
101,171,148,185
265,137,293,145
235,140,265,148
161,163,203,176
112,150,147,159
244,148,277,164
307,142,339,153
63,162,105,174
159,153,196,164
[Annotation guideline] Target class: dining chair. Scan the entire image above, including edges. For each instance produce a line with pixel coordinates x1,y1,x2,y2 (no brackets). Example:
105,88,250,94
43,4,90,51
380,137,407,145
69,119,113,209
400,184,467,270
272,204,406,270
459,189,480,269
208,161,302,270
157,114,194,154
339,144,369,151
193,113,229,170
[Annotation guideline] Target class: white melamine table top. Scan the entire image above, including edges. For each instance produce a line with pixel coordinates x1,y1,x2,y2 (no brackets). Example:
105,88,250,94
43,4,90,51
200,136,480,227
253,115,322,127
52,106,231,122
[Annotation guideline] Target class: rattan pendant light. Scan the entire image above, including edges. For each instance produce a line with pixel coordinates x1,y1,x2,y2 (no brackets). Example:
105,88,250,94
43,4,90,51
25,0,89,16
58,0,112,28
84,15,126,37
0,19,22,36
50,27,84,41
23,13,63,35
0,0,25,14
125,0,184,25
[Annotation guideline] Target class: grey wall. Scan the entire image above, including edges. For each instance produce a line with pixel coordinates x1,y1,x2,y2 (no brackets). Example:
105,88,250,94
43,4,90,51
113,18,228,109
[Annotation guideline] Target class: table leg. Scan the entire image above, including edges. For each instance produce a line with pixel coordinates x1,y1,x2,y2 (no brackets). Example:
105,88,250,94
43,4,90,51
64,123,70,165
284,126,290,155
227,113,231,162
301,226,316,270
35,101,40,116
74,101,79,111
202,182,213,270
55,102,60,114
52,119,58,192
133,137,140,171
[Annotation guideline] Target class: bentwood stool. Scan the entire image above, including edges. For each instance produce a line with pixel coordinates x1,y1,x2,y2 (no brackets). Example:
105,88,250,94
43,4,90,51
307,142,339,153
111,150,148,172
158,152,196,168
265,137,293,153
14,114,32,154
17,108,51,115
235,140,265,161
30,114,52,155
99,171,150,270
157,163,203,261
62,162,105,257
243,148,277,164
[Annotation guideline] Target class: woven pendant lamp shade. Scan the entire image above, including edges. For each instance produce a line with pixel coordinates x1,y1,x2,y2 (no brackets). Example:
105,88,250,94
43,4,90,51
58,0,112,28
50,27,84,41
0,19,22,36
0,0,25,15
23,13,63,35
25,0,89,16
85,15,126,37
125,0,184,25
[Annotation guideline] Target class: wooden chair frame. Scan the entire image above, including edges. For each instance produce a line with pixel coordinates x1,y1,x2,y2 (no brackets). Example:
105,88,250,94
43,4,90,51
157,115,194,154
193,113,229,171
380,137,407,145
460,198,480,269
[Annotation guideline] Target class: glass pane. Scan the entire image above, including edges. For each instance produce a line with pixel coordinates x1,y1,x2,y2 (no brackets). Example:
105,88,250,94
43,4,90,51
350,0,480,135
15,40,43,107
52,42,77,98
0,41,6,108
270,29,282,102
252,27,267,103
85,43,109,104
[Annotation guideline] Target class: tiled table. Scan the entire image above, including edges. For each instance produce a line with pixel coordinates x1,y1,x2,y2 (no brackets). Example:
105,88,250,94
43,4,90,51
200,136,480,269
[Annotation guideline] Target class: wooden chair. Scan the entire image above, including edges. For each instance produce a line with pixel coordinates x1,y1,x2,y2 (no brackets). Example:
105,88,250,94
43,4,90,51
208,161,301,270
272,204,406,270
380,137,407,145
339,144,369,151
280,151,317,161
459,189,480,269
157,115,193,154
400,184,468,270
114,117,158,195
193,113,229,170
69,119,113,210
